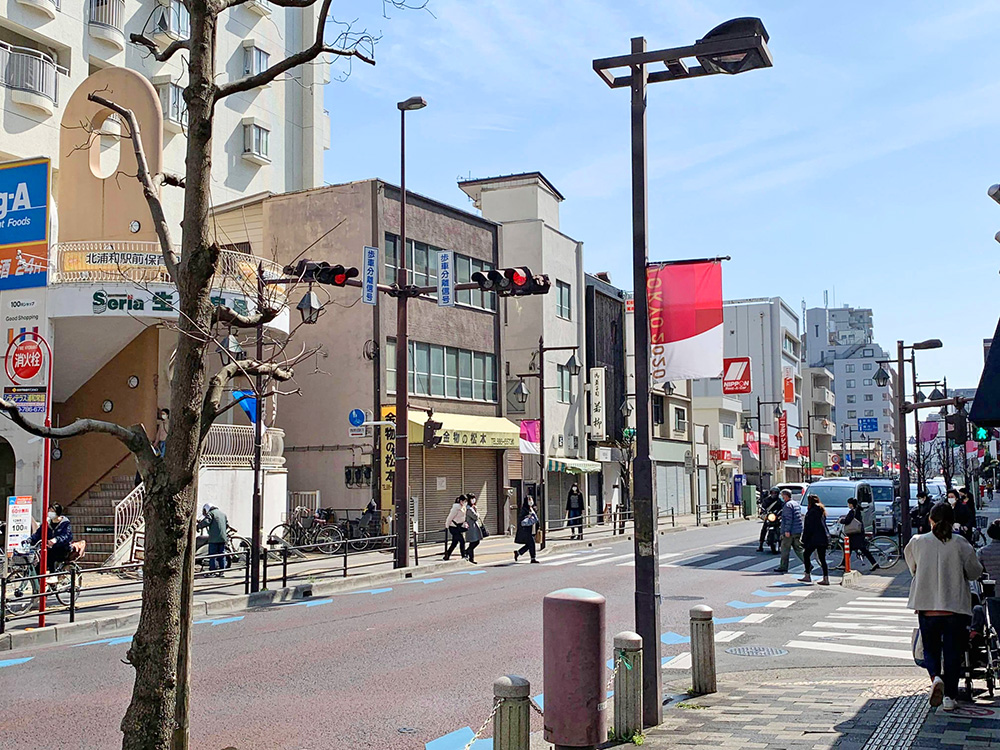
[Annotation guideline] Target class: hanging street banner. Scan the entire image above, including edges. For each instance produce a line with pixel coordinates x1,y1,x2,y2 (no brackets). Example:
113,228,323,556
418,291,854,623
589,366,606,441
437,250,454,307
722,356,752,394
362,245,378,306
519,419,540,455
745,430,759,460
783,366,795,403
379,405,397,509
646,260,723,385
0,158,50,290
778,412,789,461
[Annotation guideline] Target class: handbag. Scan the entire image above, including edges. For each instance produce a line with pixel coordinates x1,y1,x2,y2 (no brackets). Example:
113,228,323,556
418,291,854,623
480,523,490,539
843,518,863,535
912,627,929,669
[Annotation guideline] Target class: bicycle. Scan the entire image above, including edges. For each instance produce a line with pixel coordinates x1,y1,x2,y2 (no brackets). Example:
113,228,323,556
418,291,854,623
269,506,343,554
195,524,255,571
828,523,900,568
3,541,86,616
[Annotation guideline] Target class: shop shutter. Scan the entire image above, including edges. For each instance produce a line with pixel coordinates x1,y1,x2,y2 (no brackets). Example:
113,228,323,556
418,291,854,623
423,447,464,533
507,450,522,480
657,464,689,518
463,449,499,534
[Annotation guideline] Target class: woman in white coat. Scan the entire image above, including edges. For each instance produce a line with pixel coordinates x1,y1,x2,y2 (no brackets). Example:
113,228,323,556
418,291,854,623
464,494,486,564
443,495,468,561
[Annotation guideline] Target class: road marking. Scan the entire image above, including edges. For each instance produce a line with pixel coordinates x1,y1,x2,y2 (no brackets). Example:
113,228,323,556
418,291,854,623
580,553,635,566
740,558,783,572
661,631,689,645
834,607,917,616
662,652,692,669
785,639,912,660
813,621,912,633
664,553,715,567
72,636,133,647
618,552,684,567
0,657,33,668
288,598,333,608
714,630,744,643
857,596,910,602
193,616,244,626
702,555,754,570
532,553,580,564
751,589,813,599
401,578,444,584
447,570,485,576
765,599,796,608
740,613,773,624
424,727,478,750
827,613,916,622
799,630,911,644
544,553,616,566
336,587,393,595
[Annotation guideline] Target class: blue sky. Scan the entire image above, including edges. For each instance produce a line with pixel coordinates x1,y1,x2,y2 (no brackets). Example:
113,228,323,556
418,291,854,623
322,1,1000,389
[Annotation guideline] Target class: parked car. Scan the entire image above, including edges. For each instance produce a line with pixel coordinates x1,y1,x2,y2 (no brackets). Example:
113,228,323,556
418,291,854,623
805,478,876,534
771,483,808,503
868,479,898,535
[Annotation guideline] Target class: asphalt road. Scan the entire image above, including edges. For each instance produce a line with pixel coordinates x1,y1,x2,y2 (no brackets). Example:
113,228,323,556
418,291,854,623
0,521,914,750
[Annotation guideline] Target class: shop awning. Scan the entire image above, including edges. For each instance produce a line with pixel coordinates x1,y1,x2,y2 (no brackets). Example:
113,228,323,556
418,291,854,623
408,410,520,449
547,457,602,474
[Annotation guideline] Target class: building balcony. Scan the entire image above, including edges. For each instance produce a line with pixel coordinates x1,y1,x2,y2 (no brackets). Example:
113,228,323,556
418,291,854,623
16,0,60,20
811,385,836,407
812,418,836,437
202,425,285,468
0,41,65,115
88,0,127,51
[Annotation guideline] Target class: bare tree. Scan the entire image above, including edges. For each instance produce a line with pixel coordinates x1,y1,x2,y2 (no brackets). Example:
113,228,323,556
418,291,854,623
615,429,635,531
0,3,414,748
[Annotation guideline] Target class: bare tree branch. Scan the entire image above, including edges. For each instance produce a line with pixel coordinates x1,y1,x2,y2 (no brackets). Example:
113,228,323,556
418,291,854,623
87,93,180,281
130,33,190,63
162,173,186,189
212,303,280,329
200,359,295,440
215,0,374,101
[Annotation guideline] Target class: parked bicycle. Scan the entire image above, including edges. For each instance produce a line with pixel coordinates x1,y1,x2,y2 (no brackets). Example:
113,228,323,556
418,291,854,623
828,523,900,568
195,524,255,571
269,507,343,554
3,540,87,617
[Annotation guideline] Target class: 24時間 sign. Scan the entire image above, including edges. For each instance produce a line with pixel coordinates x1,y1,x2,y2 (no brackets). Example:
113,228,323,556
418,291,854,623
0,158,50,290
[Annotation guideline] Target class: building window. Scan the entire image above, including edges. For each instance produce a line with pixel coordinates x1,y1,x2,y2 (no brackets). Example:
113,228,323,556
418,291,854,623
782,336,797,356
864,393,873,402
652,396,664,425
385,233,496,312
243,45,270,77
847,410,857,419
863,348,874,357
674,406,687,433
864,409,875,417
863,378,873,386
455,254,497,312
556,364,572,403
386,340,497,402
846,379,855,388
883,392,890,401
556,281,572,320
242,122,269,160
884,408,891,417
722,423,734,439
845,364,855,373
847,395,856,404
158,83,187,128
863,363,873,371
155,0,190,38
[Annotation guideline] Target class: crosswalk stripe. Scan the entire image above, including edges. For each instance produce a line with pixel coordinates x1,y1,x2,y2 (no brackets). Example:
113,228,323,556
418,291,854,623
664,553,716,567
663,652,692,669
785,640,912,660
544,552,616,566
535,553,580,564
835,607,916,615
714,630,744,643
740,613,773,624
741,558,783,572
846,601,912,608
813,621,913,633
579,553,634,567
857,597,909,602
702,555,755,570
827,613,916,622
619,552,686,567
765,600,796,608
799,630,911,645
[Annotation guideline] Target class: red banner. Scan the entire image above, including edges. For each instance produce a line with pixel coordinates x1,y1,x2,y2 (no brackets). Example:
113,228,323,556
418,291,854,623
710,449,733,461
777,412,788,461
745,430,759,460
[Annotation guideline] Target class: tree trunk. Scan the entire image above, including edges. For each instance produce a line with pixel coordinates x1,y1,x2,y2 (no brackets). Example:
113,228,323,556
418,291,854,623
171,486,197,750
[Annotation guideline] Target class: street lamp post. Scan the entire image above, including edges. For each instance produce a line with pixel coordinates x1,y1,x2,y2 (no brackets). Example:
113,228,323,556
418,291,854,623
751,398,784,488
593,19,772,725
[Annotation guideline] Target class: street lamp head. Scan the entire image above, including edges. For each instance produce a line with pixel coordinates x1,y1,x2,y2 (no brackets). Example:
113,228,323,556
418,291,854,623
773,405,784,419
565,352,582,377
513,379,530,405
397,96,427,111
696,17,773,75
916,390,926,403
990,184,1000,205
873,366,891,388
912,338,943,350
620,399,633,418
929,387,944,401
742,417,753,431
665,381,676,395
296,290,323,325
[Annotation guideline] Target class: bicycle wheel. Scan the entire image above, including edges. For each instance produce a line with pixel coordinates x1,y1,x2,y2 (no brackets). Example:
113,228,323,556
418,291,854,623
269,523,296,549
4,570,36,616
349,529,372,552
869,536,900,568
54,565,83,607
313,526,344,555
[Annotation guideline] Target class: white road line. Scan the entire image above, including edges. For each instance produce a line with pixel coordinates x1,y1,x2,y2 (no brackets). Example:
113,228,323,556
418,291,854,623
799,630,912,645
714,630,744,643
534,553,581,564
813,621,913,633
579,553,635,567
845,601,912,609
834,607,917,615
575,547,613,554
857,597,910,602
740,613,773,624
741,558,783,572
663,652,692,670
702,555,755,570
786,590,814,598
766,600,796,609
785,640,913,660
620,552,687,567
544,553,616,566
664,553,716,568
827,613,916,622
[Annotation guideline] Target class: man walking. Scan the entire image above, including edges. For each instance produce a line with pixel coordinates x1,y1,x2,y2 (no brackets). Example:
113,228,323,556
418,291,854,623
198,503,229,575
775,489,805,574
566,482,585,540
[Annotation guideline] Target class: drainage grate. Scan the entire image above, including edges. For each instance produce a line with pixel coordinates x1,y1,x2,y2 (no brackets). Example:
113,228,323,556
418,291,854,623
725,645,788,657
861,694,929,750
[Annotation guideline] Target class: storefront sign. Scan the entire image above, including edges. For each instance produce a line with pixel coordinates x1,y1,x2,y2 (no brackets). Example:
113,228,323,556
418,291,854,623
778,412,789,461
722,357,752,394
437,250,454,307
362,245,378,306
379,406,397,509
589,366,606,441
710,449,732,461
435,428,517,449
597,447,613,462
5,495,32,555
0,158,49,290
3,385,46,414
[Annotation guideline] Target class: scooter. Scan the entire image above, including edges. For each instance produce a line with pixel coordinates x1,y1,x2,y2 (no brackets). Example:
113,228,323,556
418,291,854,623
763,512,780,554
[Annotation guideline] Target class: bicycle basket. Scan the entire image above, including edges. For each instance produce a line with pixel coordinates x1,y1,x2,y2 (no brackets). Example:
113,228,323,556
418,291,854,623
12,549,39,566
300,514,316,529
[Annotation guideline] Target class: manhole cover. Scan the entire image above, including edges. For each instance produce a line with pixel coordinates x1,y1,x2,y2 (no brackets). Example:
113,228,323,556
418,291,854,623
397,727,418,734
725,645,788,657
664,595,705,601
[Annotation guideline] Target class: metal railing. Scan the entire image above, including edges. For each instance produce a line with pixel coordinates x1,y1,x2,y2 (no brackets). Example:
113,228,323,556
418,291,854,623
262,533,401,589
201,425,285,468
694,501,740,526
111,482,145,566
0,41,63,105
50,242,288,302
543,509,638,542
88,0,125,33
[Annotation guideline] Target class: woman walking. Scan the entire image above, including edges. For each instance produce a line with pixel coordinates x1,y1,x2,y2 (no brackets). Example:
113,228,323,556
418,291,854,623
464,494,486,564
799,494,831,585
443,495,468,561
906,502,983,711
836,497,879,570
514,497,539,563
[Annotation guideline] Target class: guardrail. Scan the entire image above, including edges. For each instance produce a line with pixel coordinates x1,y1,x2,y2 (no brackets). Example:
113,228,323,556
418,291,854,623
201,425,285,468
694,502,740,525
544,509,640,543
88,0,125,32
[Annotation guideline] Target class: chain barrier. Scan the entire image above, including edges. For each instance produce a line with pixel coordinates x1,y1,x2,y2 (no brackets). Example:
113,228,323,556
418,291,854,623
463,698,502,750
606,650,632,692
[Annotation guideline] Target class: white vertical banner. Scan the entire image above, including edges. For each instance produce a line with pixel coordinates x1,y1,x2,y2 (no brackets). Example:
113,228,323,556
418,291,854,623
590,366,606,441
437,250,454,307
362,245,378,306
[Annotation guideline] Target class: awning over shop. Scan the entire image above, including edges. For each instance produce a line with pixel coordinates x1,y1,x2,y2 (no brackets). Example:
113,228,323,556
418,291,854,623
408,410,519,449
547,457,602,474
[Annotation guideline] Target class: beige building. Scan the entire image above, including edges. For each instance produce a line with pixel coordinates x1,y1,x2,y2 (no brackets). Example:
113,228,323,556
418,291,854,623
212,180,519,535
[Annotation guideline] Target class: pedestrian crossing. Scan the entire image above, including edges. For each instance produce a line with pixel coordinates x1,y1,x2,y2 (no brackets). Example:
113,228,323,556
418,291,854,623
785,596,916,660
536,546,811,575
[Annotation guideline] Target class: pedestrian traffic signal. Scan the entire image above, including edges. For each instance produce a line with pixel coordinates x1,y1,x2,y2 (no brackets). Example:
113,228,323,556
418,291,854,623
945,412,968,444
976,426,990,442
283,259,359,286
423,416,443,449
470,267,551,297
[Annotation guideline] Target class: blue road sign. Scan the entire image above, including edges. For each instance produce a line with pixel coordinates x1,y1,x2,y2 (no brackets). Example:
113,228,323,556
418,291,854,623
349,408,366,426
437,250,454,307
857,417,878,433
362,245,378,306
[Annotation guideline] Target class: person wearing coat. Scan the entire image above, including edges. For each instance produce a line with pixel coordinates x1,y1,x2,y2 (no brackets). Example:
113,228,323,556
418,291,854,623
798,494,831,585
197,503,229,573
775,490,805,574
464,494,486,564
905,501,984,711
443,495,468,561
837,498,878,569
514,497,539,563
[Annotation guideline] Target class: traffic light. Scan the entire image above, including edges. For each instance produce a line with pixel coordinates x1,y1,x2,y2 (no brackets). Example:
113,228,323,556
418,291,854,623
470,267,551,297
423,416,443,449
945,412,968,444
283,259,359,286
976,425,990,442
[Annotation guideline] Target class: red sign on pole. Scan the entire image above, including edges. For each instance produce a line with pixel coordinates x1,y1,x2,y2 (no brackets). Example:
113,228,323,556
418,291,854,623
10,339,42,380
777,412,789,461
722,356,752,394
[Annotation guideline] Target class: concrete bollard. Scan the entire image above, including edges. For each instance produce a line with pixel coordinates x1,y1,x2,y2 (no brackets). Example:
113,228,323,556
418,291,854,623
543,588,606,749
612,631,643,741
493,675,531,750
690,605,717,695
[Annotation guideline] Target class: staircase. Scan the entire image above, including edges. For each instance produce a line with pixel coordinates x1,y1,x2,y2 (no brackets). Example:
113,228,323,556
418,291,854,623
67,473,139,568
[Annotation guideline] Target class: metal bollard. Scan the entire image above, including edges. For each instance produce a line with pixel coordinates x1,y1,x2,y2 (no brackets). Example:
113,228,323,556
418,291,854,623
612,631,642,741
690,605,717,695
543,588,606,749
493,675,530,750
844,536,852,573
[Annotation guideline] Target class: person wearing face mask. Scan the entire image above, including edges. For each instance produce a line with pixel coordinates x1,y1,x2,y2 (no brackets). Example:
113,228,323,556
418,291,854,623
514,496,539,563
948,488,976,542
29,504,73,573
443,495,469,561
463,494,486,564
566,482,585,540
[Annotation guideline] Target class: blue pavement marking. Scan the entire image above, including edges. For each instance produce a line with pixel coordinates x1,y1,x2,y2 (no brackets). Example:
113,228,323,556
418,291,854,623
751,589,792,598
401,578,444,585
193,616,244,626
424,727,476,750
288,598,333,608
72,636,133,647
660,631,690,645
726,600,766,609
533,694,544,710
770,581,809,587
447,570,486,576
0,657,33,668
713,616,746,625
336,587,393,595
